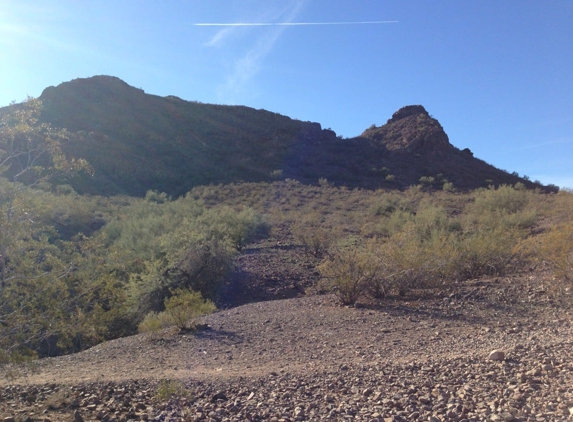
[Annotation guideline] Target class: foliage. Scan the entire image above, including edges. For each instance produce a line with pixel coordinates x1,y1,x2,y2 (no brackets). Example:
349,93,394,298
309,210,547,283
0,97,90,184
139,288,215,332
318,243,380,305
1,169,570,364
155,379,194,402
291,213,336,258
0,99,99,363
100,195,268,320
533,222,573,283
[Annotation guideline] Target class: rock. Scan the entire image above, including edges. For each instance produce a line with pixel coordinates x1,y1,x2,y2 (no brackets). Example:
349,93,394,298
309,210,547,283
73,410,84,422
390,105,428,122
3,417,15,422
211,391,227,401
488,349,505,361
293,406,304,417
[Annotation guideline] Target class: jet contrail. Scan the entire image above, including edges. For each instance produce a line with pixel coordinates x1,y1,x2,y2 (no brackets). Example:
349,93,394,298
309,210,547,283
194,21,398,26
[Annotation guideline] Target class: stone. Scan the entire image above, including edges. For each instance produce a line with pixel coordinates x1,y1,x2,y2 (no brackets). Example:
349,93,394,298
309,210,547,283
73,410,84,422
488,350,505,361
211,391,227,402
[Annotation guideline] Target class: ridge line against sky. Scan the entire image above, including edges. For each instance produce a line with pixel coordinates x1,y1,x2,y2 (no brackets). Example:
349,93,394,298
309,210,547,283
0,1,571,188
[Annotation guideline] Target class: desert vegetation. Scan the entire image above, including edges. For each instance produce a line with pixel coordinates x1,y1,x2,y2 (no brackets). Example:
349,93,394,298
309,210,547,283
0,97,571,370
2,177,571,364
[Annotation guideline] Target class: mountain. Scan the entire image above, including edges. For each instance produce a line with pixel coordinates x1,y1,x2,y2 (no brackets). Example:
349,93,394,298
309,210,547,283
2,76,550,196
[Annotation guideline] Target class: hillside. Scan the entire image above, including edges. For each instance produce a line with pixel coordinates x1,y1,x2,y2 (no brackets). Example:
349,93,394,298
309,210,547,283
0,75,550,196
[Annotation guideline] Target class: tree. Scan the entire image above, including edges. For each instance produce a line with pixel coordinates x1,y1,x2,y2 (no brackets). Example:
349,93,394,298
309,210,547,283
0,98,92,363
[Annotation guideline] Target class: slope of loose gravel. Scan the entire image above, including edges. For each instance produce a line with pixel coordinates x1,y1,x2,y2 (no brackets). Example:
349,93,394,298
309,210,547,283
1,276,572,422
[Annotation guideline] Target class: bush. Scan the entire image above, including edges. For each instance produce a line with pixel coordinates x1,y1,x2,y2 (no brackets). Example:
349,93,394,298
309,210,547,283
155,379,194,402
201,206,270,251
471,185,529,215
375,228,445,296
163,288,216,330
292,214,336,258
318,244,379,305
521,221,573,290
446,228,521,281
138,288,215,333
369,193,413,217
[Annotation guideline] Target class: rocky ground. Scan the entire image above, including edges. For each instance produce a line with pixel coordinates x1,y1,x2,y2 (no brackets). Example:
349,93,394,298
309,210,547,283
1,227,573,421
1,271,572,422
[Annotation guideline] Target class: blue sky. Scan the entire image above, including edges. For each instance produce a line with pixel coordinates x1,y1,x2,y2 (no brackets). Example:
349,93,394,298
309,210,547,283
1,1,572,188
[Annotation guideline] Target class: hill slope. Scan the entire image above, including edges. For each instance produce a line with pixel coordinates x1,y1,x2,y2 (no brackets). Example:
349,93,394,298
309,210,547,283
1,76,549,196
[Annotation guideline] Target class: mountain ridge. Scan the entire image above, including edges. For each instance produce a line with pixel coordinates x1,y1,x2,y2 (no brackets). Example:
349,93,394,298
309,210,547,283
1,75,553,196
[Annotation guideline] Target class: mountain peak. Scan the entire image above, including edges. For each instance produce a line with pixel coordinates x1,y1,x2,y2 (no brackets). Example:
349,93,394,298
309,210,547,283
361,105,451,154
388,105,429,123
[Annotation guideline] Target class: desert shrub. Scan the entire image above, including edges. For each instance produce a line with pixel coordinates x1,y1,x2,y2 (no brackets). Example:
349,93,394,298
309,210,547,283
163,288,216,330
318,243,380,305
520,221,573,290
145,190,171,204
442,181,456,192
471,184,529,215
369,193,413,217
102,197,268,319
445,228,521,281
293,224,333,258
138,311,171,333
270,169,283,179
155,379,194,402
139,288,215,332
375,228,447,296
291,213,337,258
418,176,436,188
200,206,270,251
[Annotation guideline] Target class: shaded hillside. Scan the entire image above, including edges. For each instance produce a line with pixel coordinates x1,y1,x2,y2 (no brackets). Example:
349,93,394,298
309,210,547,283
1,76,551,196
37,76,337,196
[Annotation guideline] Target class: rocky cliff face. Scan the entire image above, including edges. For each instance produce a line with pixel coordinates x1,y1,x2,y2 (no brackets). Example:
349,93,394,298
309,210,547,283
361,105,452,155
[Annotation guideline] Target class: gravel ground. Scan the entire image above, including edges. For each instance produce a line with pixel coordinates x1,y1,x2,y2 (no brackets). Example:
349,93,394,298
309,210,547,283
1,277,572,422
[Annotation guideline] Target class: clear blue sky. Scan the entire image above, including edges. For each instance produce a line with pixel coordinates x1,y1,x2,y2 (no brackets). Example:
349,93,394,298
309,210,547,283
1,1,572,188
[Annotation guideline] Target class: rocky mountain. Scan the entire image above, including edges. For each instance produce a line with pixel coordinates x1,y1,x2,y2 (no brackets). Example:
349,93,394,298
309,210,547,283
1,76,550,196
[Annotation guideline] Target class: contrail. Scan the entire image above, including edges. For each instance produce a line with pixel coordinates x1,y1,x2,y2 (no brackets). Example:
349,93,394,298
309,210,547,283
194,21,398,27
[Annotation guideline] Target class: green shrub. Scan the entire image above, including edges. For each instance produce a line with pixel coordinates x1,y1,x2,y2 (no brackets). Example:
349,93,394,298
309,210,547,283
374,228,444,296
137,311,172,333
521,221,573,290
442,181,456,192
471,185,529,215
318,244,379,305
155,379,193,402
369,193,413,217
291,214,336,258
139,288,215,333
163,288,216,330
201,206,270,251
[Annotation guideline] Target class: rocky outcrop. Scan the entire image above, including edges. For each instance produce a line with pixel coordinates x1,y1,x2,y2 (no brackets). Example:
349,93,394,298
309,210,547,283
361,105,452,154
